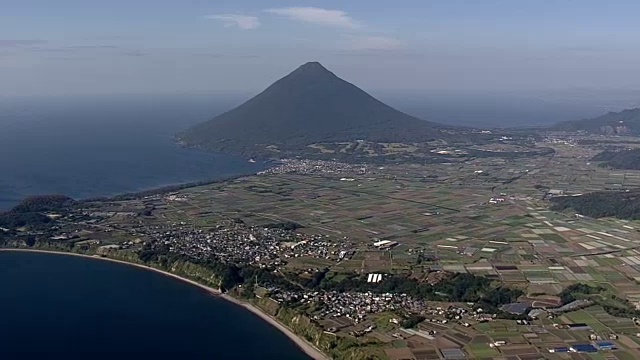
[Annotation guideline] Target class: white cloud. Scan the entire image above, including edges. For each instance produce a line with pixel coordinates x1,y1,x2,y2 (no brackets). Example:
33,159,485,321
265,7,359,29
343,35,405,51
205,14,260,30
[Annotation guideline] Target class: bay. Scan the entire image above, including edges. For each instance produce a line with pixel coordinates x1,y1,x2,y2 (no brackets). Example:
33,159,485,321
0,251,311,359
0,94,264,210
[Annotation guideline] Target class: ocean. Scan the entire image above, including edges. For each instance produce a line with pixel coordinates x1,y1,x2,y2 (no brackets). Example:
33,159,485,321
0,251,311,359
0,95,312,359
0,94,264,211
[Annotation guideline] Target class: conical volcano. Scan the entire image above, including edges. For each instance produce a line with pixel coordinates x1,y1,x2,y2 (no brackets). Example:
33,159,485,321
179,62,442,154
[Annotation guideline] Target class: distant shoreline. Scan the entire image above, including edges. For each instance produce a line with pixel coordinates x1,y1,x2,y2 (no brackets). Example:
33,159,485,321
0,158,276,212
0,248,328,360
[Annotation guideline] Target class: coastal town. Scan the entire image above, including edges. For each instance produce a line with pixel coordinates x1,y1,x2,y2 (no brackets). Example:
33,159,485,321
5,135,640,359
136,220,352,266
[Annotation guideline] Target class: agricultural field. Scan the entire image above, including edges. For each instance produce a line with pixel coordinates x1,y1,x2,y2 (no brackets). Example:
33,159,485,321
121,137,640,357
28,134,640,359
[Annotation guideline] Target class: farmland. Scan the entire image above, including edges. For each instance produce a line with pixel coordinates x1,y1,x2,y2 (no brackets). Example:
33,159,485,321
5,134,640,359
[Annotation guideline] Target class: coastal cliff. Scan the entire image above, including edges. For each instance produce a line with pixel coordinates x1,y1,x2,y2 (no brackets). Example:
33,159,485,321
1,242,384,360
254,298,386,360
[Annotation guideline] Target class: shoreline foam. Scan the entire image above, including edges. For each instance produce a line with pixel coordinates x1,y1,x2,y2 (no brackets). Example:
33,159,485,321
0,248,328,360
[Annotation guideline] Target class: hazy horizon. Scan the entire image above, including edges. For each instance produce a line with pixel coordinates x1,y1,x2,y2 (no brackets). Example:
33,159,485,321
4,1,640,96
2,88,639,130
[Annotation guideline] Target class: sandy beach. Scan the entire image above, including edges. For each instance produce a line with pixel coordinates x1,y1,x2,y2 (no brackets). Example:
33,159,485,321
0,248,329,360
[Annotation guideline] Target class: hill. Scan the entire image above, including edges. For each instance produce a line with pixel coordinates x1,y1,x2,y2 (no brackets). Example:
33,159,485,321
550,191,640,220
591,148,640,170
0,195,74,229
552,108,640,135
178,62,446,156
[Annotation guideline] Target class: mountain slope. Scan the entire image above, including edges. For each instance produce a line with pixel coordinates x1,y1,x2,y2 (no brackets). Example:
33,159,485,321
178,62,444,155
591,148,640,170
553,108,640,135
551,190,640,220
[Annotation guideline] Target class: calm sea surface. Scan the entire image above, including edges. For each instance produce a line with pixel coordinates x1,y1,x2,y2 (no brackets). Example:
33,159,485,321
0,95,308,359
0,94,264,210
0,251,310,359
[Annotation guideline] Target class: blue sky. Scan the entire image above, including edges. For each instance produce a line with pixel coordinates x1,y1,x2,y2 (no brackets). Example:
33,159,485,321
2,0,640,96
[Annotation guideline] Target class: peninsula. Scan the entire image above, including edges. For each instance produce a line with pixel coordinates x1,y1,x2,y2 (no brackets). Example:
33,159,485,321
4,64,640,359
5,141,640,358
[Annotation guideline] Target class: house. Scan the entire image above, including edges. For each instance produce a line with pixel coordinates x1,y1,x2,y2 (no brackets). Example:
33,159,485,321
373,240,391,247
373,240,398,250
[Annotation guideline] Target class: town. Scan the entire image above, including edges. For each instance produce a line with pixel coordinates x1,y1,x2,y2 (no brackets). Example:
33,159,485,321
5,133,640,359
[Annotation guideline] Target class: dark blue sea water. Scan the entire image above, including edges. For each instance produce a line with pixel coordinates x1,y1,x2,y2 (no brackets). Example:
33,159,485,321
0,251,310,359
0,94,264,211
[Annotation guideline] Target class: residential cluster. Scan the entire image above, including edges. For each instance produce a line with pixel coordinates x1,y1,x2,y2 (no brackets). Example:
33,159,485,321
140,220,354,266
271,290,428,324
264,287,502,330
257,159,366,175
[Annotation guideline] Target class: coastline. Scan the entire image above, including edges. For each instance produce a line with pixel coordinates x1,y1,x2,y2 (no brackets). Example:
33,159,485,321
0,248,329,360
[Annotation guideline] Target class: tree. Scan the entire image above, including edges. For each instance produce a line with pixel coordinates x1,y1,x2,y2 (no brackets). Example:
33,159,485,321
25,236,36,247
401,315,425,328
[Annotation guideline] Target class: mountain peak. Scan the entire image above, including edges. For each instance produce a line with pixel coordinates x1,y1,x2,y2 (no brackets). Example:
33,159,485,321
180,62,442,156
299,61,327,70
289,61,334,77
